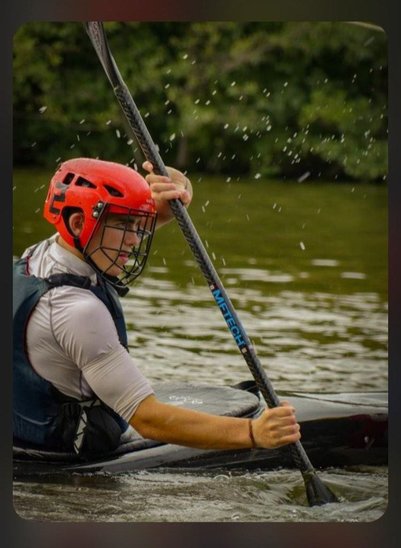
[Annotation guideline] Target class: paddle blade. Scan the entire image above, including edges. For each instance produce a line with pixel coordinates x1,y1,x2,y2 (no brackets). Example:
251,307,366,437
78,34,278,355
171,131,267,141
305,472,339,506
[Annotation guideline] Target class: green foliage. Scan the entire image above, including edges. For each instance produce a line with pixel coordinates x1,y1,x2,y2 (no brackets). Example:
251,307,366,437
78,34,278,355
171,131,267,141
13,21,387,181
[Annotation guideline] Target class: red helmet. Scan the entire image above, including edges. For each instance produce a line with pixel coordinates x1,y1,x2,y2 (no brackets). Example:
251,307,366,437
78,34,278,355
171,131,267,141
44,158,157,292
44,158,156,248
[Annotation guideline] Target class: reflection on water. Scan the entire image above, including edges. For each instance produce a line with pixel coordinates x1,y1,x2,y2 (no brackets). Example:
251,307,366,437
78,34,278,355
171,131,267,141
125,265,387,393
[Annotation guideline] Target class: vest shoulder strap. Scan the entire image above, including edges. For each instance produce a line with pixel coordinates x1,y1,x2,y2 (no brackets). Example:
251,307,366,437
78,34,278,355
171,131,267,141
46,273,92,290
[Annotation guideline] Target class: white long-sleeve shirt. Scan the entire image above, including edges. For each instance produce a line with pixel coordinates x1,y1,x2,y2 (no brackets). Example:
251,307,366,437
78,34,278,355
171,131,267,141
23,235,154,422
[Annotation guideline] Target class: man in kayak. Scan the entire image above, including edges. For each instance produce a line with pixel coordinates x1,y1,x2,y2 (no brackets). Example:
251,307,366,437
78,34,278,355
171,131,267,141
13,157,301,458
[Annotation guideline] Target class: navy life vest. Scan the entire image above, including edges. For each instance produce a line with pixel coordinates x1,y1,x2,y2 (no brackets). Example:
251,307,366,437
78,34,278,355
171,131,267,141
13,254,129,453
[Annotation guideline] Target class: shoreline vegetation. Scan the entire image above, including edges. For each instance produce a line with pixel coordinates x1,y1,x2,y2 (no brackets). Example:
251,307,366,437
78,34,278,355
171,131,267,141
13,22,387,182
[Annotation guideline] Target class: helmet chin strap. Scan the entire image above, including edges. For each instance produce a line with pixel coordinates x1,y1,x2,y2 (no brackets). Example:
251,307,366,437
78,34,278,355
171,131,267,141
66,210,87,254
73,236,84,253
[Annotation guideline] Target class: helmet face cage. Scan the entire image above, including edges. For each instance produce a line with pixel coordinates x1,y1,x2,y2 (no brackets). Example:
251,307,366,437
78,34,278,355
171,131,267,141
83,203,157,292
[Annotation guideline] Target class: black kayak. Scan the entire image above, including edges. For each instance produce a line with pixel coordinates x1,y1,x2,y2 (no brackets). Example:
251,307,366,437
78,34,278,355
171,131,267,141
13,380,388,478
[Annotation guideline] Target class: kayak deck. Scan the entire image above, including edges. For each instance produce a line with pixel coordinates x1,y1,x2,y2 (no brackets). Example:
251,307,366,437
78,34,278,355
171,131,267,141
13,381,387,477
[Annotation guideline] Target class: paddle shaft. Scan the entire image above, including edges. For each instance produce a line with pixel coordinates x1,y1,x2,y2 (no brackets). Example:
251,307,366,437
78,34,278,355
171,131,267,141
85,22,337,502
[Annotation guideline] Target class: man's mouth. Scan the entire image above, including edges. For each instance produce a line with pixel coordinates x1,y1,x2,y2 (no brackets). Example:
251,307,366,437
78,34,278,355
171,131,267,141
118,252,130,264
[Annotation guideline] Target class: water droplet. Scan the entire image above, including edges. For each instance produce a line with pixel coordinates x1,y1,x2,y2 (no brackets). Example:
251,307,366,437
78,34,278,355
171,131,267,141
38,106,47,114
299,241,306,251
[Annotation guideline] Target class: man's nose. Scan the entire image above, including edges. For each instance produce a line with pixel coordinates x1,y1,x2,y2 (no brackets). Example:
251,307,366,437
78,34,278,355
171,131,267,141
125,229,141,247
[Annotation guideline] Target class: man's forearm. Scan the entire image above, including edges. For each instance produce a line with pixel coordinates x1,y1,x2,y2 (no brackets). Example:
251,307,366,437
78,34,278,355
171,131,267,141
130,395,252,450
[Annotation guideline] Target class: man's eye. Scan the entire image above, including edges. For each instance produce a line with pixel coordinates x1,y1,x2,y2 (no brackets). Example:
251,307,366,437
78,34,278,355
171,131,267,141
115,222,136,229
108,218,142,231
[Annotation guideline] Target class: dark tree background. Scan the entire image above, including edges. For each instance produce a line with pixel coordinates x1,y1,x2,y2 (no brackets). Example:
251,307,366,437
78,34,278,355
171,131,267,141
13,21,387,182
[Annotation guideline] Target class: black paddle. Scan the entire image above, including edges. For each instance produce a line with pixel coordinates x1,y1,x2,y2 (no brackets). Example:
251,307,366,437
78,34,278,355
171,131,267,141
84,21,338,506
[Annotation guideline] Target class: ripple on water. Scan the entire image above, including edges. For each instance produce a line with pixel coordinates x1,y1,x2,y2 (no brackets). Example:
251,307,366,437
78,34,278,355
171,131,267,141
123,277,387,393
13,467,387,522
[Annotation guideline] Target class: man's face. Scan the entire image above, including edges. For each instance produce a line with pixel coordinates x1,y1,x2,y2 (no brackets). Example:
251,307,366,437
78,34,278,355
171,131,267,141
86,213,148,277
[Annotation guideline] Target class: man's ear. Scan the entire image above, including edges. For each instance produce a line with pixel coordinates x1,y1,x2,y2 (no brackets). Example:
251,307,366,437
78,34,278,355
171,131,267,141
68,212,85,236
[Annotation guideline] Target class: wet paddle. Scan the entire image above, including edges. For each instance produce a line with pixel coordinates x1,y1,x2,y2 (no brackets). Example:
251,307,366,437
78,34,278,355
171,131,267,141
85,21,338,506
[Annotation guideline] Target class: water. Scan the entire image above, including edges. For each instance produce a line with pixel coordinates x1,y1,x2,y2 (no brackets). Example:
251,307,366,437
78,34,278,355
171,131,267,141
12,170,387,521
13,467,387,522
